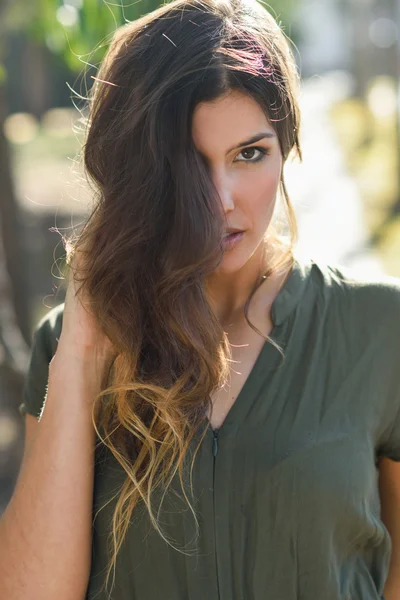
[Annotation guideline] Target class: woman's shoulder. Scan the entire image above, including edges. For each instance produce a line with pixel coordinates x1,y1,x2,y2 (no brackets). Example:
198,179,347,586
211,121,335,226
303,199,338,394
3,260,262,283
289,252,400,351
20,303,65,419
33,302,65,357
302,254,400,319
36,301,65,329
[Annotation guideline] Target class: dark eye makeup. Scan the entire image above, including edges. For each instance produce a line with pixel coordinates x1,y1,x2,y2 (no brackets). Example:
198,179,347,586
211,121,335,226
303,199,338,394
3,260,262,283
235,146,270,164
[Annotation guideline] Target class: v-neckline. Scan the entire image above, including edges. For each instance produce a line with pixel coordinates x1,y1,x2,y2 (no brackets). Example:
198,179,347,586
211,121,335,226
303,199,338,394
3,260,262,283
205,254,306,436
206,319,288,436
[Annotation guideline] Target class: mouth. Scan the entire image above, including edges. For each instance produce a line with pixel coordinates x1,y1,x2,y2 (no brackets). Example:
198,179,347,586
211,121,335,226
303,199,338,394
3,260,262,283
222,230,245,249
223,229,245,238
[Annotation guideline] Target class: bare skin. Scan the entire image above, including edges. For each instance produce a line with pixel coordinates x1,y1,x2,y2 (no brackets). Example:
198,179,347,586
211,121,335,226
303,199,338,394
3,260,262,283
207,262,291,430
192,89,290,428
192,89,284,326
0,250,114,600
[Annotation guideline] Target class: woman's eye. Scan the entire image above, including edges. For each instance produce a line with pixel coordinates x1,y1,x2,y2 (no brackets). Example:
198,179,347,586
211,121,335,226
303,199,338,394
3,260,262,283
235,147,268,163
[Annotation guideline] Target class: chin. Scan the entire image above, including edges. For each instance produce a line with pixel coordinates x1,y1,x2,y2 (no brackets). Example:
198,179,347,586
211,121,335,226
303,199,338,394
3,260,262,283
220,231,267,270
215,247,253,276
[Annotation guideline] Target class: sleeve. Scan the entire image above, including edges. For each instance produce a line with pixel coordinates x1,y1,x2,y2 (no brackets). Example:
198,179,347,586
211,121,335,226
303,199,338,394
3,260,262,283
19,303,65,420
377,407,400,462
372,276,400,462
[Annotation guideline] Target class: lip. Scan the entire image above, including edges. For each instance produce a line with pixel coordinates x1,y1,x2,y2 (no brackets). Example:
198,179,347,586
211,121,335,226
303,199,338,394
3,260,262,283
222,230,245,250
224,229,244,237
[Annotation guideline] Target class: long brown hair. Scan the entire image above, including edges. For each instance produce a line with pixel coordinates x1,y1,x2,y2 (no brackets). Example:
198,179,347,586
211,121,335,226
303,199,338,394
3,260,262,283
65,0,302,592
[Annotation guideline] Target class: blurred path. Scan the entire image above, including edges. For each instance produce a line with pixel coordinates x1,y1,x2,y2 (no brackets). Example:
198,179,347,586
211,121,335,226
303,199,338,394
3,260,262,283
285,71,384,277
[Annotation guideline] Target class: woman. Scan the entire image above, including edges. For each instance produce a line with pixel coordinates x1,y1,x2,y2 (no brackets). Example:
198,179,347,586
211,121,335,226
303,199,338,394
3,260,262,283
2,0,400,598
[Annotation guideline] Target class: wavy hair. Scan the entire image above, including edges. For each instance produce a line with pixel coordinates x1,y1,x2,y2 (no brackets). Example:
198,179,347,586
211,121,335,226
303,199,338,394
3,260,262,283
65,0,302,593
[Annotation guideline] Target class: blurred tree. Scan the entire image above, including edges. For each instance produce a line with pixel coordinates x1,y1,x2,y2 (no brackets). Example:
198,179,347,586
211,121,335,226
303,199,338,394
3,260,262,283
0,1,33,348
0,0,33,513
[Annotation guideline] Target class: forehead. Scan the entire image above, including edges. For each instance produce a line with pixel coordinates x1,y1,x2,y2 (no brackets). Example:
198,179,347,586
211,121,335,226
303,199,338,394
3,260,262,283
191,90,274,152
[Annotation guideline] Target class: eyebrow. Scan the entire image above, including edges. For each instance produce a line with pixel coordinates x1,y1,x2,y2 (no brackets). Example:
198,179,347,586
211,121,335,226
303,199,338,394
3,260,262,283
227,132,276,154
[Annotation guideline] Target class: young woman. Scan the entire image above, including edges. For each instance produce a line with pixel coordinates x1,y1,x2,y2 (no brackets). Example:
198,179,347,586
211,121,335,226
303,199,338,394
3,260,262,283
2,0,400,598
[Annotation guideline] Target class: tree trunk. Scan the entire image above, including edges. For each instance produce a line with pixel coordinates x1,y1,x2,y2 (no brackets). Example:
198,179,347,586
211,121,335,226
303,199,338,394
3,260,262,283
0,113,32,511
0,3,33,509
0,166,31,511
0,85,32,345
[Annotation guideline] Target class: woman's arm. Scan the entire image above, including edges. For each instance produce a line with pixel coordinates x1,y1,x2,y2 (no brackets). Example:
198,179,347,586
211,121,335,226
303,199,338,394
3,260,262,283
379,457,400,599
0,352,100,600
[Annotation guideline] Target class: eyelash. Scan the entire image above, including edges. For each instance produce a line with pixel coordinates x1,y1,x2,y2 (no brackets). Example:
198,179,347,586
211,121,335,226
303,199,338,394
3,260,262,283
235,146,270,164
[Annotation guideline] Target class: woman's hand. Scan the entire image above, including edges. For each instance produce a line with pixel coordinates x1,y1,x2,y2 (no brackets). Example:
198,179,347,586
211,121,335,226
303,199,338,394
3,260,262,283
56,247,116,371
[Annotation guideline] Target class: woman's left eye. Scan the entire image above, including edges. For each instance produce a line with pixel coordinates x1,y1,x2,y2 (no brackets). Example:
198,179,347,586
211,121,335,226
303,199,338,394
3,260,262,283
235,147,268,163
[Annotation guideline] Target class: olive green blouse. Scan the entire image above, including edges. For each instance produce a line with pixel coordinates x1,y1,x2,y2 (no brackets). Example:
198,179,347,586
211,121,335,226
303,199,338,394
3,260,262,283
20,254,400,600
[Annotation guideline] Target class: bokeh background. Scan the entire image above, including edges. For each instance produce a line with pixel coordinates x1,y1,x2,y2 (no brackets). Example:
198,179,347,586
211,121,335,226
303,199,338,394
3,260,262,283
0,0,399,513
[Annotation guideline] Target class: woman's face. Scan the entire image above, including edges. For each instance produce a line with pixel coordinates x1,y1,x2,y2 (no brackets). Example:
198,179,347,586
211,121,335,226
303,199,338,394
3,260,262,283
192,89,283,275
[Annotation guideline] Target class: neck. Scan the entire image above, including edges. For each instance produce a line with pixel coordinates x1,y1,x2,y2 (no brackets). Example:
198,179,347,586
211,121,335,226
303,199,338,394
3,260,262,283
205,241,282,329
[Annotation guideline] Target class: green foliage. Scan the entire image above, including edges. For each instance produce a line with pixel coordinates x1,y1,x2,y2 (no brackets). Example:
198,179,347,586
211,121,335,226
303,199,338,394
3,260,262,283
16,0,297,73
260,0,297,37
22,0,163,72
0,62,6,85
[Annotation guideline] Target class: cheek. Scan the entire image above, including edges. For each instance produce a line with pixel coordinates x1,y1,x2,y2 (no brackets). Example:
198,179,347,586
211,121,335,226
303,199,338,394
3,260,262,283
240,151,281,192
240,164,281,219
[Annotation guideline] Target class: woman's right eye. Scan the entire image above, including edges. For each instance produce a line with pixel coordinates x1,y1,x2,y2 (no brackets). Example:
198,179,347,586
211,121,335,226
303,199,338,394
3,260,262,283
235,146,269,164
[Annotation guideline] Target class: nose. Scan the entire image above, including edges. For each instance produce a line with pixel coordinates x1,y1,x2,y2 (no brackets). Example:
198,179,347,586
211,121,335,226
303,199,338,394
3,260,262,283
212,169,235,214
